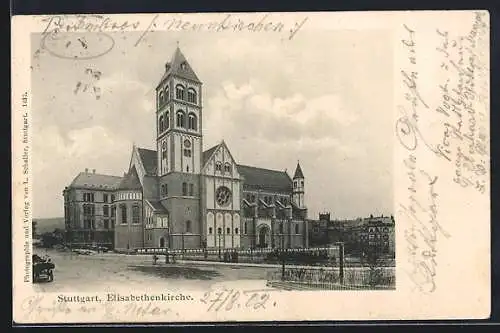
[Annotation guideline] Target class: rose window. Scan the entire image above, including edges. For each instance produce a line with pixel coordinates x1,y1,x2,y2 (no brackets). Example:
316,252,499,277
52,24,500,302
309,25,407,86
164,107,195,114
215,186,232,207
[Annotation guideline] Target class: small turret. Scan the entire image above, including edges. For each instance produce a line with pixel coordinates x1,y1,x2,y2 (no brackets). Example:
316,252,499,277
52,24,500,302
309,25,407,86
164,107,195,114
292,161,305,209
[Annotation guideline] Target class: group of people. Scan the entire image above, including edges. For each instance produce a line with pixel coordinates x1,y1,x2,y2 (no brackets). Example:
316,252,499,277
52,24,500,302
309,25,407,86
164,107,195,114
222,250,239,263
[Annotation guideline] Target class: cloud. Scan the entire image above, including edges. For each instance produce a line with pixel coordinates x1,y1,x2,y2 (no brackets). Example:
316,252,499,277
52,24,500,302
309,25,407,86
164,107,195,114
204,81,358,147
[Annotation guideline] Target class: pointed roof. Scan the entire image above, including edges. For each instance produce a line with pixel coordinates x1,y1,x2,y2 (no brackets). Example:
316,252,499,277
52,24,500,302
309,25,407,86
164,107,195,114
159,46,201,85
202,143,222,166
118,166,142,190
293,162,304,179
136,148,157,176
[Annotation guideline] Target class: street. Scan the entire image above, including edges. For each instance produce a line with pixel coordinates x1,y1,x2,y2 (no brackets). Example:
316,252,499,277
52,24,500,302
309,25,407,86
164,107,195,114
32,249,277,293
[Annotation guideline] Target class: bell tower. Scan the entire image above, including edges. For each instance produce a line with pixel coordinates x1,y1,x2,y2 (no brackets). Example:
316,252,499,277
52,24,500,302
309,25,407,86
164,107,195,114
156,46,203,176
155,45,203,249
292,161,305,209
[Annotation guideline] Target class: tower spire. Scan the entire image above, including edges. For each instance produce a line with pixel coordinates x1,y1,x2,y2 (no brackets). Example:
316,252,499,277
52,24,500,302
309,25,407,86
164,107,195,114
293,161,304,179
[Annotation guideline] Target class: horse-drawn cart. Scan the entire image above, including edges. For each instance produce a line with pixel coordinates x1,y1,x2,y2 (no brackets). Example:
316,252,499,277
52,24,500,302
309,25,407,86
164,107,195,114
32,254,55,283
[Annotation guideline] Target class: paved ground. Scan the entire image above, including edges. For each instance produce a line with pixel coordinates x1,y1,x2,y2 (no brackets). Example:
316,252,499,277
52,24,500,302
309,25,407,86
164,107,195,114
32,249,277,293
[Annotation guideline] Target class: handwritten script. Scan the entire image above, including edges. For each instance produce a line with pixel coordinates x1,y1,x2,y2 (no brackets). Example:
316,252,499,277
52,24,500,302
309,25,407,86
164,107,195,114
397,12,489,294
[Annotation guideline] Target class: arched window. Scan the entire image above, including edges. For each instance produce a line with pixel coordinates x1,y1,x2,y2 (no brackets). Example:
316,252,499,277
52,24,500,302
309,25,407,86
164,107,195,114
224,163,231,173
186,220,192,233
176,84,185,100
235,228,239,235
161,141,167,159
165,111,170,129
158,91,164,106
120,205,127,224
165,86,170,101
176,110,186,128
244,221,248,234
279,223,283,234
132,205,140,224
209,227,213,234
217,227,222,235
215,162,222,172
188,113,197,130
159,115,164,133
187,88,197,104
295,224,299,234
182,182,187,196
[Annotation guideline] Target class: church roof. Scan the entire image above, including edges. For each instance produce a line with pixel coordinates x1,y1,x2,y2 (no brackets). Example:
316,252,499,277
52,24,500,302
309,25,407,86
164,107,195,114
146,200,169,214
137,148,157,176
293,162,304,179
118,166,142,190
69,172,122,190
202,144,221,166
237,164,293,193
159,47,201,85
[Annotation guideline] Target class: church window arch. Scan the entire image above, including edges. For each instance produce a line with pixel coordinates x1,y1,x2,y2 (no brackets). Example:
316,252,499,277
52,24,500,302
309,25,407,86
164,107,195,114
165,111,170,129
158,91,164,106
161,141,167,159
159,115,164,133
176,84,185,100
132,205,140,224
120,204,127,224
187,88,197,104
224,163,232,173
215,162,222,172
165,85,170,101
188,113,197,130
176,110,186,128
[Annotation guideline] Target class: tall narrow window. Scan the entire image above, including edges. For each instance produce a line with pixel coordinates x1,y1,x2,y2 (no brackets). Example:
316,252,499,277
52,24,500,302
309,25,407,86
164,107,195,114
215,162,222,172
165,111,170,129
103,194,108,203
132,205,140,224
244,221,248,234
103,205,109,217
165,86,170,101
111,194,115,202
226,227,231,234
104,219,109,229
187,88,197,104
209,227,213,234
279,223,283,234
176,84,185,100
162,142,167,159
176,111,186,128
159,91,164,105
295,224,299,234
120,205,127,224
186,220,192,233
182,182,187,196
189,183,194,196
159,115,164,133
188,113,197,130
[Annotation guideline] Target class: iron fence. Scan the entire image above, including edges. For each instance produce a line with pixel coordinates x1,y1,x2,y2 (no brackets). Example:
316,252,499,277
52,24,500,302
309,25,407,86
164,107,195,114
266,266,396,290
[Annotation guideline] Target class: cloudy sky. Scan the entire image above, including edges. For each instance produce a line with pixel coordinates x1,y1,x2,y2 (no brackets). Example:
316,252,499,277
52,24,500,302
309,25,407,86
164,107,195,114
31,29,393,220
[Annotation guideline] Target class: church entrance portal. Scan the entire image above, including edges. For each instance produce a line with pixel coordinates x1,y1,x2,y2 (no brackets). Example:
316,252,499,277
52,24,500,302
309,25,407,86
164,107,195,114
258,226,270,248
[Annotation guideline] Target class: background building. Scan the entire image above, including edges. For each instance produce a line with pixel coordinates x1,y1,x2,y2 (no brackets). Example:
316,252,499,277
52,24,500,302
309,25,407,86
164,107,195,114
63,168,121,248
307,213,395,257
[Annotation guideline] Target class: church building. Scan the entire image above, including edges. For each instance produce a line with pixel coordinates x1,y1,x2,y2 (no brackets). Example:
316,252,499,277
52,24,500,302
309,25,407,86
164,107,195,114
63,47,309,251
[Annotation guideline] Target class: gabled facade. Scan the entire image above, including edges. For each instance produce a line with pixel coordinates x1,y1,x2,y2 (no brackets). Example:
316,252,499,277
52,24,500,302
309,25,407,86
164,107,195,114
63,47,309,251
